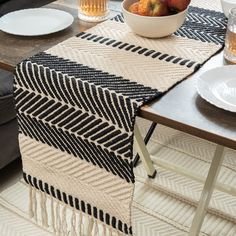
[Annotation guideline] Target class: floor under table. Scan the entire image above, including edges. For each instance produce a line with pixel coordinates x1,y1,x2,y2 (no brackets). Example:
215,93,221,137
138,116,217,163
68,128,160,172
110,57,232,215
0,118,236,236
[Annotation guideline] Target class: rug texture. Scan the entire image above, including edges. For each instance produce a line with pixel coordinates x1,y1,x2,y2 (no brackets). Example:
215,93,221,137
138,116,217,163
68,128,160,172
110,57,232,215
0,121,236,236
13,0,227,235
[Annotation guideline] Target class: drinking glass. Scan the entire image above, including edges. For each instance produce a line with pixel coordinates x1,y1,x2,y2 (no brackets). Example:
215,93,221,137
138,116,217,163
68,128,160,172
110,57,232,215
224,7,236,63
78,0,110,22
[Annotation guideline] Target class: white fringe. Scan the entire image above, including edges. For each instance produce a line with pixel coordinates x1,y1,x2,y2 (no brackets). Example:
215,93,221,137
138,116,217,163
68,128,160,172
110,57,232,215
93,220,99,236
40,192,49,227
56,200,62,235
31,187,38,222
103,223,107,235
28,188,128,236
62,205,68,235
29,185,34,218
71,210,77,236
51,196,56,233
79,211,83,236
87,217,94,236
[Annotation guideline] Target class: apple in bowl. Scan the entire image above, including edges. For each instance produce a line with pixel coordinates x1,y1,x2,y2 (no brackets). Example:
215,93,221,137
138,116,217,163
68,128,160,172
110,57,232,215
122,0,190,38
137,0,169,16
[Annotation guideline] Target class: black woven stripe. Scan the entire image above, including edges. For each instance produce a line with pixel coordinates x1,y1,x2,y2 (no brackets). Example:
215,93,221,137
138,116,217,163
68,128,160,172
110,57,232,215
18,113,134,183
174,6,227,45
14,88,132,153
23,173,132,235
18,114,134,183
18,116,134,182
76,33,199,69
28,52,160,103
187,6,226,25
15,61,140,133
111,14,124,23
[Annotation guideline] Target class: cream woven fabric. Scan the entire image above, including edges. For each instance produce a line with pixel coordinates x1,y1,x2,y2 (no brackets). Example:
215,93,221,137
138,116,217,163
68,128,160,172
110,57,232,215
0,121,235,236
13,0,227,235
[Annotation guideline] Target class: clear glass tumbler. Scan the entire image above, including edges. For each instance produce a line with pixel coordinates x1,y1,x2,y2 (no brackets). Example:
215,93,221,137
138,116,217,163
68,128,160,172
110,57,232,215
78,0,110,22
224,7,236,63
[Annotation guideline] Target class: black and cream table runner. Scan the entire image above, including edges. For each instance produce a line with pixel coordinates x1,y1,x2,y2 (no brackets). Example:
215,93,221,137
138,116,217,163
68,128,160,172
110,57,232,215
14,0,227,235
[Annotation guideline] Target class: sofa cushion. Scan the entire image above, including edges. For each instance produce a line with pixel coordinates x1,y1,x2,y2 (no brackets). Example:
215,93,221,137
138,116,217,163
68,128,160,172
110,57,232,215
0,118,20,169
0,0,9,4
0,69,16,125
0,0,55,16
0,69,13,96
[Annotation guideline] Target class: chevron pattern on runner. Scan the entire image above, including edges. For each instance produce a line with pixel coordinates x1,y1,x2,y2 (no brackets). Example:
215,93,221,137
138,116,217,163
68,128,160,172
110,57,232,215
84,21,219,66
15,47,156,234
14,86,134,156
27,52,161,102
76,32,198,69
20,135,133,204
17,113,134,183
13,1,227,235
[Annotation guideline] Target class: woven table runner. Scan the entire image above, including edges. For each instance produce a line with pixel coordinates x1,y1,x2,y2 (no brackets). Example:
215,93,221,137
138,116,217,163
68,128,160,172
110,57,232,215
14,0,227,235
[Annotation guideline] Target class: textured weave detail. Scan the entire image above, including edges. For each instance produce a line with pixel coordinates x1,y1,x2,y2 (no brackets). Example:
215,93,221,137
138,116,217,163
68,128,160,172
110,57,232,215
46,38,195,93
84,20,221,70
27,53,160,103
175,7,227,45
23,172,132,235
76,31,199,69
1,120,236,235
14,0,227,235
191,0,222,12
20,134,133,205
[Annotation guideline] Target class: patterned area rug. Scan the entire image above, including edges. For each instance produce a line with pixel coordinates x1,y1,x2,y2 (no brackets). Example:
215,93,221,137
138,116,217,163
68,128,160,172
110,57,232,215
1,119,236,236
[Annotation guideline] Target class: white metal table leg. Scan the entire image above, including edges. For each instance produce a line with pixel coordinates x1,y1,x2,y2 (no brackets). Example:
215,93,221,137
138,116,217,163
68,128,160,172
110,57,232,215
189,145,225,236
133,123,156,178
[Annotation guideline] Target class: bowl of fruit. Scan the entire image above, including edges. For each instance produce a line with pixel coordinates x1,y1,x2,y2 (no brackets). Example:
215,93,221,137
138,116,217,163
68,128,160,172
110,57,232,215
122,0,190,38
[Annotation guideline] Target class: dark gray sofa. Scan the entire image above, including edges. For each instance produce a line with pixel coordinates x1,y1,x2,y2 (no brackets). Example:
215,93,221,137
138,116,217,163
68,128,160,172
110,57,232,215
0,0,54,169
0,69,19,169
0,0,54,16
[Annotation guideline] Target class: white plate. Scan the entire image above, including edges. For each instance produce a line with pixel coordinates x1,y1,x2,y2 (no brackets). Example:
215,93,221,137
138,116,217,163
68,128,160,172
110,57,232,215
197,65,236,112
0,8,74,36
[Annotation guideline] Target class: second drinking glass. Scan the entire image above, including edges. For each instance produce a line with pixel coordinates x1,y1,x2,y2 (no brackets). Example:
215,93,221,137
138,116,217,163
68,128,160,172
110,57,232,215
224,7,236,63
78,0,110,22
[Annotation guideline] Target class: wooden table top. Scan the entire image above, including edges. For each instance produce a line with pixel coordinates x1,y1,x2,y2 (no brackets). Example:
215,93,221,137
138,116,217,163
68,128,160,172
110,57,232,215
140,52,236,150
0,1,98,72
0,1,235,150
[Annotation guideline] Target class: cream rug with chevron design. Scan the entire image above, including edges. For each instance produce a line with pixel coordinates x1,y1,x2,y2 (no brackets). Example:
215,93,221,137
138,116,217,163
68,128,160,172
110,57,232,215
0,118,236,236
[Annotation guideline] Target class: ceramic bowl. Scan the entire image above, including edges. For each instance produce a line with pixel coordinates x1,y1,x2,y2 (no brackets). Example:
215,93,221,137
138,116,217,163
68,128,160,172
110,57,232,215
122,0,188,38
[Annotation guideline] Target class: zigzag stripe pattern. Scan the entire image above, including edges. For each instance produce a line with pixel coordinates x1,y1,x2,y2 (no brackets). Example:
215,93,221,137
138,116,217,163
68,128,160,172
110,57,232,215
76,32,199,69
46,39,196,93
186,7,227,28
17,113,134,183
14,1,227,234
20,135,133,204
14,87,133,159
85,20,221,66
175,6,227,44
27,53,160,103
14,60,144,133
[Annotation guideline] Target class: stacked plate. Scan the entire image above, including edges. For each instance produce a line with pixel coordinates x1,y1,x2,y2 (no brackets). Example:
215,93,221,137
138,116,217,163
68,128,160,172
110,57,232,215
0,8,74,36
197,65,236,112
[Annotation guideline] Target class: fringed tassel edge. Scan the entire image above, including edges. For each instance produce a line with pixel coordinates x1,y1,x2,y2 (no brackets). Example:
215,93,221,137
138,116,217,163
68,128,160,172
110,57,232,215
28,187,129,236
